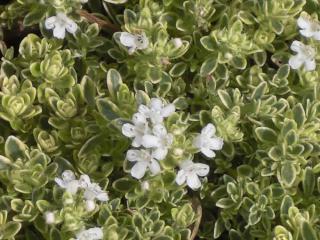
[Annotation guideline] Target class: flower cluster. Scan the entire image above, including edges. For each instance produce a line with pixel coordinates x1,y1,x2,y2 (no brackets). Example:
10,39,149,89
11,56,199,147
122,98,224,190
122,98,175,179
289,12,320,71
175,124,223,190
55,170,108,211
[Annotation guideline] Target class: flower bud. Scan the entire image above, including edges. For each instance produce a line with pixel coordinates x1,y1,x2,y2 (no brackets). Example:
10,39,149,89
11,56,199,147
85,200,96,212
172,38,183,48
44,211,55,224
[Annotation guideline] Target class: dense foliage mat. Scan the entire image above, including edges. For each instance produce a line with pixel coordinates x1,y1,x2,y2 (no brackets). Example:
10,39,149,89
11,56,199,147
1,0,320,239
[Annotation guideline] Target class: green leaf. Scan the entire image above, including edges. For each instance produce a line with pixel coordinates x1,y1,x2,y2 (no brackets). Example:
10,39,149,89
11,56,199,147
112,177,137,192
303,167,315,196
281,163,296,186
251,82,268,100
216,198,234,208
169,62,187,77
96,98,119,120
107,69,123,98
1,222,21,239
276,64,290,79
254,51,267,66
280,195,293,217
81,76,96,106
292,103,306,128
213,217,225,239
0,156,12,170
200,36,215,51
50,228,61,240
200,56,218,76
5,136,26,161
255,127,277,142
23,8,46,26
218,90,232,109
230,56,247,69
301,221,318,240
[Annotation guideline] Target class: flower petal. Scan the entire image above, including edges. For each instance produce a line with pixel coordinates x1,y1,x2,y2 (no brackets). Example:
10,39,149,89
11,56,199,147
180,159,193,170
79,174,91,188
194,163,210,176
153,124,167,137
149,159,161,175
288,55,303,69
53,25,66,39
66,180,79,194
208,137,224,150
122,123,135,137
150,98,163,111
186,173,202,190
175,170,187,185
96,192,109,202
152,147,168,160
290,41,303,53
142,135,160,148
120,32,136,47
313,31,320,40
201,147,216,158
65,19,77,34
304,59,316,71
131,162,148,179
201,123,216,137
161,104,175,117
132,136,143,147
297,15,310,29
126,149,141,162
300,29,314,38
55,178,66,188
132,113,147,125
45,16,56,29
136,32,149,49
62,170,76,181
138,105,150,116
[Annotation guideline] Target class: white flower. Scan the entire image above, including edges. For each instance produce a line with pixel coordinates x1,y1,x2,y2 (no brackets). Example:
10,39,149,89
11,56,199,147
297,13,320,40
45,12,77,39
122,113,150,147
75,227,103,240
142,124,173,160
119,32,149,54
85,200,96,212
172,38,183,48
175,160,209,190
193,123,223,158
126,149,161,179
138,98,176,124
79,175,109,203
55,170,79,194
288,40,316,71
44,211,55,225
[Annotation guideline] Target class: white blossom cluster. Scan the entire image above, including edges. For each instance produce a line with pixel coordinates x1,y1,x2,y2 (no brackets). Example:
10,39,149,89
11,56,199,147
122,98,175,179
122,98,224,190
54,170,108,211
289,12,320,71
44,171,106,239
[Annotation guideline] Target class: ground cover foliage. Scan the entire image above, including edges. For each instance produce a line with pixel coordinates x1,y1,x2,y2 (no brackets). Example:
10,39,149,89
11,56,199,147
1,0,320,239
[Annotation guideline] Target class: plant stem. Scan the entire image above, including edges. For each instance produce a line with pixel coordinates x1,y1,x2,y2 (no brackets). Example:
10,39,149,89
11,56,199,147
77,10,120,32
190,197,202,240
